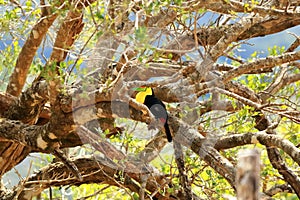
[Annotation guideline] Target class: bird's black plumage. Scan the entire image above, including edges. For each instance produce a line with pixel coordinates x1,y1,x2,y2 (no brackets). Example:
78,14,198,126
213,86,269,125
142,89,172,142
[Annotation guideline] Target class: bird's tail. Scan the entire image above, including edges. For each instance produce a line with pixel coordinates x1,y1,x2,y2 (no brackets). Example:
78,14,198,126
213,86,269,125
164,122,172,142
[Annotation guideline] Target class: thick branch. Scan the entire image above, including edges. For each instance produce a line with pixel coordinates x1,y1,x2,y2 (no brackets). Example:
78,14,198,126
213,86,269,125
0,142,30,177
4,80,49,124
0,92,16,116
6,10,58,96
47,7,85,115
0,118,60,152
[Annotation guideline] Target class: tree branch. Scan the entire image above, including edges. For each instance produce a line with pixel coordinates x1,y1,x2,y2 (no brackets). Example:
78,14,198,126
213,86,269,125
4,80,49,124
220,51,300,83
173,141,193,199
6,6,59,97
215,131,300,165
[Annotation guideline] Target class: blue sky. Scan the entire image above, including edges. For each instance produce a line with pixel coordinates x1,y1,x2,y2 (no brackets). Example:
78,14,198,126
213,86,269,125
241,26,300,57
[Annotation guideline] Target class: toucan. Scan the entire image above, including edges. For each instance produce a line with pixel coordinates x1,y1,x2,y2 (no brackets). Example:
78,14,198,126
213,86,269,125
134,87,172,142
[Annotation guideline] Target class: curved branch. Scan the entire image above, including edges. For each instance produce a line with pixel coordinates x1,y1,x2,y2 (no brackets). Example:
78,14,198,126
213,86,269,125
215,131,300,165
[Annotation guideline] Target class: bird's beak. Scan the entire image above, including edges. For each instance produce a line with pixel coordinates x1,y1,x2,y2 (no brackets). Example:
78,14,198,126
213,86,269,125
132,87,147,92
